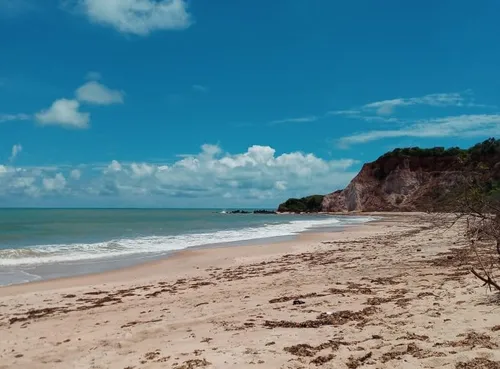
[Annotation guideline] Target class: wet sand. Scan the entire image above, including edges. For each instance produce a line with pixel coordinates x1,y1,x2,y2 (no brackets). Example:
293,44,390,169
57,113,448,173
1,213,499,368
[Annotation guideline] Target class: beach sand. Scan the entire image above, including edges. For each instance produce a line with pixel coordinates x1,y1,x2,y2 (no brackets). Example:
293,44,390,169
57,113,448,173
1,213,499,368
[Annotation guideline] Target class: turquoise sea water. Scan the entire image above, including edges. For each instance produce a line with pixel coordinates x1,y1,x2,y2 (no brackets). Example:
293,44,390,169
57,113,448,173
0,209,374,285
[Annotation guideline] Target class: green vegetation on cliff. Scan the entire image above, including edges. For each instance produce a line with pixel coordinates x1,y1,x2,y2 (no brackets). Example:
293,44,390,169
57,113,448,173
277,138,500,213
381,146,465,159
381,138,500,161
277,195,324,213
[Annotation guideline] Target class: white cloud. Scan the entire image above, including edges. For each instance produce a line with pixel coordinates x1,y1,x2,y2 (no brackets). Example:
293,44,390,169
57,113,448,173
269,91,487,127
35,99,90,129
130,163,155,177
31,77,123,128
96,145,358,202
76,81,124,105
33,78,122,129
326,109,400,123
0,113,31,122
9,144,22,162
79,0,192,36
42,173,66,191
363,92,474,116
70,169,81,180
0,145,358,206
274,181,287,191
107,160,122,172
338,114,500,145
327,110,360,116
269,116,318,125
192,84,208,93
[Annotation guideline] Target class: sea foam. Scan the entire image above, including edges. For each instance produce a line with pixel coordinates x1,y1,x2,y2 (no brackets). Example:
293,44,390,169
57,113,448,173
0,216,374,267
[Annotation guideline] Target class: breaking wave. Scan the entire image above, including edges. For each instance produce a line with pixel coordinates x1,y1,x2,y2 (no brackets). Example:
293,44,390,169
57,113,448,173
0,216,375,267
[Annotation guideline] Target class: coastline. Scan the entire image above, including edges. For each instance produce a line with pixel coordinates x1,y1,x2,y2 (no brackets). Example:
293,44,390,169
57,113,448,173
0,213,373,288
1,212,499,369
0,216,376,295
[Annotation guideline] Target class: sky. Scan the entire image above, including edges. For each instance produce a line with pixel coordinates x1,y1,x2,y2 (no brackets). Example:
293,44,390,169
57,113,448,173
1,0,500,208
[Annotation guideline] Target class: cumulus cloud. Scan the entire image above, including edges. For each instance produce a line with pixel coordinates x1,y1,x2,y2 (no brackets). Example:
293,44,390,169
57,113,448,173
70,169,81,180
130,163,155,177
42,173,66,192
79,0,193,36
34,77,122,129
35,99,90,129
107,160,122,172
338,114,500,146
0,145,358,206
9,144,22,162
76,81,124,105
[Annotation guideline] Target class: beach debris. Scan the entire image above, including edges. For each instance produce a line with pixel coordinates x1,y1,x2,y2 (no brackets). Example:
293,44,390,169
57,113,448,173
284,339,349,357
435,331,498,350
369,276,401,285
328,283,373,295
381,343,445,363
311,354,335,366
269,292,326,304
364,297,393,305
293,299,305,305
174,358,211,369
265,307,378,329
284,344,317,357
189,281,215,289
394,298,412,308
455,358,500,369
346,351,372,369
144,350,161,360
396,332,430,341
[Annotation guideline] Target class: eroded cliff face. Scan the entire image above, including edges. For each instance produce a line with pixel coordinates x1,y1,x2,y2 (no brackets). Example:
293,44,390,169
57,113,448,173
277,140,500,213
321,155,486,212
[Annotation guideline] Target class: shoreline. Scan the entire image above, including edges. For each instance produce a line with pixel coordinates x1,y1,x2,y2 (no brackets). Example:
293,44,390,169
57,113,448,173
0,213,377,289
0,221,370,296
2,212,498,369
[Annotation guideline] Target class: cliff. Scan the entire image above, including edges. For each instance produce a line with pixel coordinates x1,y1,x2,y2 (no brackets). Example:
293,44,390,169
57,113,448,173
278,138,500,213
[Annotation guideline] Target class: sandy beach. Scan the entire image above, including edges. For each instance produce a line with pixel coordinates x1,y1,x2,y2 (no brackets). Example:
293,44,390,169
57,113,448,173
1,213,499,369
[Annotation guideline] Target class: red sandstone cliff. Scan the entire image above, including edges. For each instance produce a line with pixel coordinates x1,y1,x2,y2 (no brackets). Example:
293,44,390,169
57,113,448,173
321,150,500,212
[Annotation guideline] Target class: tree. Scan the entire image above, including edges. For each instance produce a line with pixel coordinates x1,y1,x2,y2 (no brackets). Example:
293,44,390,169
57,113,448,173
448,176,500,292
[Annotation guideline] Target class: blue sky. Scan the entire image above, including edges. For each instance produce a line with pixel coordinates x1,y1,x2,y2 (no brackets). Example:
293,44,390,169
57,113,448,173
1,0,500,207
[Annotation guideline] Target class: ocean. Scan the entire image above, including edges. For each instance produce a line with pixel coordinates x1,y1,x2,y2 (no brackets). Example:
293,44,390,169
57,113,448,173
0,209,374,286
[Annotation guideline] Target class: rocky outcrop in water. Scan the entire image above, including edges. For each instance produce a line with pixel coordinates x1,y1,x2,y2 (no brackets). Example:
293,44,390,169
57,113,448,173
225,210,277,214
